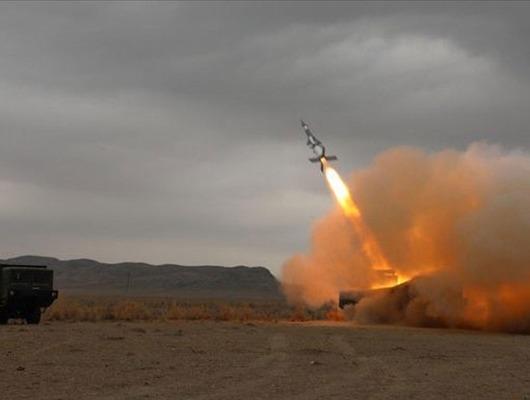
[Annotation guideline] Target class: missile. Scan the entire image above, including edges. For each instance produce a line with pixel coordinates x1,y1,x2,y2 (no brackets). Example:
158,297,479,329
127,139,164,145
300,120,337,172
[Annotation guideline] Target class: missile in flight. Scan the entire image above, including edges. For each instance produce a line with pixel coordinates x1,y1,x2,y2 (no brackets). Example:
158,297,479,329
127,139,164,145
300,120,337,172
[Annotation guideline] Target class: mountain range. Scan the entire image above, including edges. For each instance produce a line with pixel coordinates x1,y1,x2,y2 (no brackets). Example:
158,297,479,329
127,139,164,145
0,255,282,299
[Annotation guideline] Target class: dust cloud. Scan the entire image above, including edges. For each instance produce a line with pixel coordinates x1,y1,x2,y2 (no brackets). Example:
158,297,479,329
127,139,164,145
282,143,530,332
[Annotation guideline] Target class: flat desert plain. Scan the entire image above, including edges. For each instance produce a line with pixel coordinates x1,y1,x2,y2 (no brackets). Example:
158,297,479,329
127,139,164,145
1,321,529,399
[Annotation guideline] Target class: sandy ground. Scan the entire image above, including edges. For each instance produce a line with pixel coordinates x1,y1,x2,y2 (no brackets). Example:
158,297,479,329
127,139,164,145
1,321,529,400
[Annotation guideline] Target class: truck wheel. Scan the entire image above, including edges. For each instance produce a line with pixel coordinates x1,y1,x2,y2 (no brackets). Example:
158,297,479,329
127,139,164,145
26,307,41,325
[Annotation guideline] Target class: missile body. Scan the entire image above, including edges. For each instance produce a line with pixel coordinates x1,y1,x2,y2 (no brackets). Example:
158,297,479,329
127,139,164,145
300,120,337,172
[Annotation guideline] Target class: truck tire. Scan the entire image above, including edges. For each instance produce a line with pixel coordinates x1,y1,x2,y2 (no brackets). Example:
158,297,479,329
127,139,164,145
26,307,41,325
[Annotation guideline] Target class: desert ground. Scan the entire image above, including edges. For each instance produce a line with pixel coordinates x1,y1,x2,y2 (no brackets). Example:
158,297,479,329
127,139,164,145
1,320,530,400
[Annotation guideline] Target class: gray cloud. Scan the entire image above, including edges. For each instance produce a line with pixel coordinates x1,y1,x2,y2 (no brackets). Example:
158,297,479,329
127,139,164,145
0,2,528,273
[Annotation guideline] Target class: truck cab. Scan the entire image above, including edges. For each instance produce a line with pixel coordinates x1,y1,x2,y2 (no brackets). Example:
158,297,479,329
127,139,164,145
0,264,58,324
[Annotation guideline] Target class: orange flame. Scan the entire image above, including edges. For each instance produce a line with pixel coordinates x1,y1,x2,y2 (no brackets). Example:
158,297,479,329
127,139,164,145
323,159,398,287
323,165,361,218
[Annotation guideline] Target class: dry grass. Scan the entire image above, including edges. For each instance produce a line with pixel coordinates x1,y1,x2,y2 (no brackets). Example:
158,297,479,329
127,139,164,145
43,295,336,322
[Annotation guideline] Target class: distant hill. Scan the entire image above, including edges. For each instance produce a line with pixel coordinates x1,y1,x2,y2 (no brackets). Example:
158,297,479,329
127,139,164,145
0,256,282,299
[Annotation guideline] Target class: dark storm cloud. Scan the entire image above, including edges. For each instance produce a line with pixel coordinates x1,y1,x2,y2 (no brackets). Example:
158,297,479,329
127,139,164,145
0,2,528,272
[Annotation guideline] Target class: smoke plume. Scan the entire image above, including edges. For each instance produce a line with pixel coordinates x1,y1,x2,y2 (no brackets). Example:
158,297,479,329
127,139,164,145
282,143,530,332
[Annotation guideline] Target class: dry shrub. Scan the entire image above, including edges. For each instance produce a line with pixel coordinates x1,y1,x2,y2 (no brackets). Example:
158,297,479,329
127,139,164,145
216,304,236,321
165,304,186,320
216,304,255,321
325,307,345,321
45,297,110,322
289,306,312,322
112,301,151,321
166,301,282,321
44,295,336,323
45,297,152,322
166,304,211,321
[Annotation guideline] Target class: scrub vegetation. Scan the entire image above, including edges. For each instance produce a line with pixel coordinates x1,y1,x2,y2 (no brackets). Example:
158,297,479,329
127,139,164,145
43,295,337,323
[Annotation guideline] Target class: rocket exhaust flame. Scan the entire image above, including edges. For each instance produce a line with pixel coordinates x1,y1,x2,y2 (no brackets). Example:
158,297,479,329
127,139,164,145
282,144,530,333
323,161,360,217
323,160,392,276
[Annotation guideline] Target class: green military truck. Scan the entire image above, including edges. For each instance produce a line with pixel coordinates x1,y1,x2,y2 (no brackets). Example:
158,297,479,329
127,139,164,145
0,264,58,324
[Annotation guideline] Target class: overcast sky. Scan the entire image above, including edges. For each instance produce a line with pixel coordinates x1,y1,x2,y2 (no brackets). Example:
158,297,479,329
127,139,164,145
0,2,528,274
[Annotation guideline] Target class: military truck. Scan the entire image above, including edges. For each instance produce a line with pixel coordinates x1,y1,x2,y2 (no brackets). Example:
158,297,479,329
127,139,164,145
0,264,58,324
338,281,411,309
